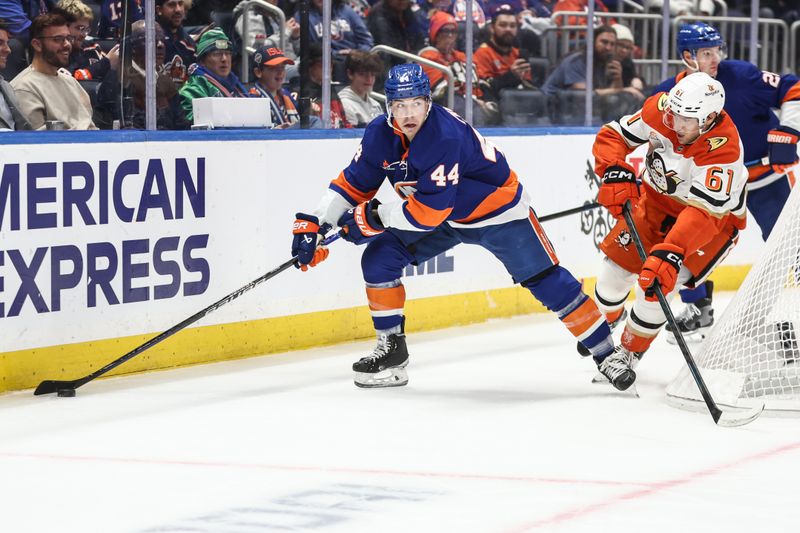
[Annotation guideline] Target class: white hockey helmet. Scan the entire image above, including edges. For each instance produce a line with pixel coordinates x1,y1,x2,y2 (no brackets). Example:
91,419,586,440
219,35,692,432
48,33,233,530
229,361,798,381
663,72,725,132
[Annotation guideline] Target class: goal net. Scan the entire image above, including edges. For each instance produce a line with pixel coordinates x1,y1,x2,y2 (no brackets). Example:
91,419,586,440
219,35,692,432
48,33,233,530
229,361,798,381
666,181,800,416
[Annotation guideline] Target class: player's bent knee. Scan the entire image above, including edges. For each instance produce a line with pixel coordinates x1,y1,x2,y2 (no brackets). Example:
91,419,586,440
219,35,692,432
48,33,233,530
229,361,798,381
361,234,415,284
521,265,582,312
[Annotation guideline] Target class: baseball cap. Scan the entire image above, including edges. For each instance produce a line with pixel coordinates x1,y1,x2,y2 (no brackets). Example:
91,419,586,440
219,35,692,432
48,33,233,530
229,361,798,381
429,11,457,43
253,46,295,67
196,27,232,58
492,4,516,21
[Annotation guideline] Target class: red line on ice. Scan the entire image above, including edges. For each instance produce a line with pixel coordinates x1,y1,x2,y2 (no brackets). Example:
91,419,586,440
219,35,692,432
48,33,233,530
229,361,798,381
0,451,649,488
503,439,800,532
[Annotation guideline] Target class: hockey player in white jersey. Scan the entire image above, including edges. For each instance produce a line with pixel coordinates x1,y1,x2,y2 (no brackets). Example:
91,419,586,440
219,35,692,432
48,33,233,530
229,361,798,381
588,72,748,380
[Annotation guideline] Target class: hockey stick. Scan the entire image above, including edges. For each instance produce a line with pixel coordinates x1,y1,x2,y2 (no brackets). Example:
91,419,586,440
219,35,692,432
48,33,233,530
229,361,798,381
744,157,769,167
538,201,601,223
34,233,341,397
622,201,764,427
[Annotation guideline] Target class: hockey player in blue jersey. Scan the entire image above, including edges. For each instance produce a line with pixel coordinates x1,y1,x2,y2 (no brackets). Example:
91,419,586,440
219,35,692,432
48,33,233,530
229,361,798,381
291,63,636,391
651,22,800,343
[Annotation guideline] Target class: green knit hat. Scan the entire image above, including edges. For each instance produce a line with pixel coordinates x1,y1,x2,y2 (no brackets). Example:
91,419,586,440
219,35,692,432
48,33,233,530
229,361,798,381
196,27,232,58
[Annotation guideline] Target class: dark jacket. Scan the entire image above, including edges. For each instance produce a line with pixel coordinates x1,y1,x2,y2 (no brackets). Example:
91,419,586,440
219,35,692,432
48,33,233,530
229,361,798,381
366,2,426,64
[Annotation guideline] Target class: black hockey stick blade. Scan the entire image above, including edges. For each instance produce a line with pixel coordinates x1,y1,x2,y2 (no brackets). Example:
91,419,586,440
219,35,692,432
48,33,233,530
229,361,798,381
34,234,341,396
539,201,600,223
34,378,88,396
621,201,763,427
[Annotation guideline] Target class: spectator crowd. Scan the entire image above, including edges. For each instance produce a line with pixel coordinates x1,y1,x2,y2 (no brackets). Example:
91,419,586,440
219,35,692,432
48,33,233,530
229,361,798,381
0,0,794,131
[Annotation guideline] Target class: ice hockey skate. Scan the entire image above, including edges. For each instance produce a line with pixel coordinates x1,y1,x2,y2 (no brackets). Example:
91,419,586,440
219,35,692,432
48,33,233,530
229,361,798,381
353,332,410,388
595,345,637,392
666,282,714,344
577,308,628,356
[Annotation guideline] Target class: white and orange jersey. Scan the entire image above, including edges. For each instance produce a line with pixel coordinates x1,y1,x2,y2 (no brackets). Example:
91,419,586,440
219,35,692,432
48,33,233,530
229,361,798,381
594,92,748,227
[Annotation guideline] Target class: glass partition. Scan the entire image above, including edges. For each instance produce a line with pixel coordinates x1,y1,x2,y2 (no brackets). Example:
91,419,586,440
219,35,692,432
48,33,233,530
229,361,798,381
1,1,794,131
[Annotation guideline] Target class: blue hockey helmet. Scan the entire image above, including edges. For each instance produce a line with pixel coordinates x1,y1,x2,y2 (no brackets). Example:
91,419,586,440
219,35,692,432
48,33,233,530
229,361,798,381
384,63,431,103
676,22,725,57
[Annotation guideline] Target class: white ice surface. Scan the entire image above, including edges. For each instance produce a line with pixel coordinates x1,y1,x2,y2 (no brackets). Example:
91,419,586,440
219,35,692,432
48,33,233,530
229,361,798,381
2,294,799,533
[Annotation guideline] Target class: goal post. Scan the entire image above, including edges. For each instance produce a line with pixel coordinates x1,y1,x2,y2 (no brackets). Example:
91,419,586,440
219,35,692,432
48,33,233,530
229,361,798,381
666,181,800,416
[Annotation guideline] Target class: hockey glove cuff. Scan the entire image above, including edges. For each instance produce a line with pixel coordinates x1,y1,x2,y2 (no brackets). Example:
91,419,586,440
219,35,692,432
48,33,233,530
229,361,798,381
598,161,640,219
292,213,332,271
338,199,385,245
638,243,684,301
767,126,800,174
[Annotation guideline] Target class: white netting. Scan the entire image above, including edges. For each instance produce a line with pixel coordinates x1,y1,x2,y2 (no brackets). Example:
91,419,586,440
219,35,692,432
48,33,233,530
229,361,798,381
666,182,800,416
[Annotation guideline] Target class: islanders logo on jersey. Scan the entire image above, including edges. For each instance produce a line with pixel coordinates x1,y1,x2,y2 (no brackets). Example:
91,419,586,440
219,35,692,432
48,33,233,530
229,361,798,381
645,151,681,194
382,159,414,197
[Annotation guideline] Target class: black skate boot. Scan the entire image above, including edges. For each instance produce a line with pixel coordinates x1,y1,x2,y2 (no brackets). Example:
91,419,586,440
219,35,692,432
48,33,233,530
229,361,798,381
595,346,637,392
353,333,410,388
577,308,628,357
592,346,644,386
666,281,714,344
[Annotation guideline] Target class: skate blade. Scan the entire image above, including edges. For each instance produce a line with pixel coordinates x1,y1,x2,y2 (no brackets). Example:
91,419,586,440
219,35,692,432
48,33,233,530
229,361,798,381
665,327,710,345
591,373,639,397
354,367,408,388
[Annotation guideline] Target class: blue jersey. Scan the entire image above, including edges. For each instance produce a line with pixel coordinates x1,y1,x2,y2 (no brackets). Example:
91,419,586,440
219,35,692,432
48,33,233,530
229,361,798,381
652,60,800,183
321,104,529,232
98,0,144,39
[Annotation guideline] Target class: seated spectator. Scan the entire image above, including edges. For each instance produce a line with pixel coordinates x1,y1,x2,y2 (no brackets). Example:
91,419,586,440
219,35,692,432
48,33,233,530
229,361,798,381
0,0,55,39
541,24,643,119
478,1,553,56
11,13,96,129
178,27,248,122
552,0,611,27
474,5,534,100
248,45,300,128
0,21,32,130
98,0,144,39
760,1,799,25
542,24,608,95
157,0,196,87
419,11,498,124
337,50,383,127
612,23,644,93
96,20,189,130
309,0,373,56
55,0,120,81
367,0,427,65
306,43,351,128
233,0,301,60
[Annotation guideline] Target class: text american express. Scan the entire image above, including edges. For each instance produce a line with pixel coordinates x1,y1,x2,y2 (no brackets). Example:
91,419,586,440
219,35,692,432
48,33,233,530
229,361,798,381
0,158,209,317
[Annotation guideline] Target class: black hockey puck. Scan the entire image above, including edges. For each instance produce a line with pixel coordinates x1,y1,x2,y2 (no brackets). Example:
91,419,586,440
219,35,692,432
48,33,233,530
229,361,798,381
57,388,76,397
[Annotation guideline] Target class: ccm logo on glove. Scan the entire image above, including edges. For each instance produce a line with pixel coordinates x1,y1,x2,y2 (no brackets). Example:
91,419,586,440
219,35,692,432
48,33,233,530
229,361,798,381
604,168,635,181
638,243,684,301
